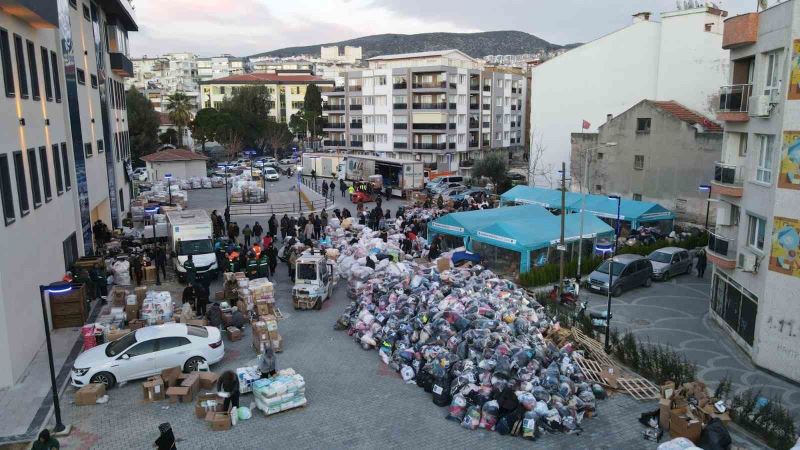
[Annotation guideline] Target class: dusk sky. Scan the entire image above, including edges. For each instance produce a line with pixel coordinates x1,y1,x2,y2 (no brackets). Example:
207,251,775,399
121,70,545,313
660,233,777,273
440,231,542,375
129,0,759,57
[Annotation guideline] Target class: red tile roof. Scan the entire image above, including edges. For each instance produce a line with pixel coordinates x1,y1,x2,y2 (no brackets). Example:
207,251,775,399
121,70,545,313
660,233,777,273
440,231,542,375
650,100,723,133
141,148,209,162
200,73,332,85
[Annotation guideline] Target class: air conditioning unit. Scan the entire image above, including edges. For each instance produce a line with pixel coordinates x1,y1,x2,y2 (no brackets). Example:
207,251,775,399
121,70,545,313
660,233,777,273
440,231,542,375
748,95,772,117
737,252,757,272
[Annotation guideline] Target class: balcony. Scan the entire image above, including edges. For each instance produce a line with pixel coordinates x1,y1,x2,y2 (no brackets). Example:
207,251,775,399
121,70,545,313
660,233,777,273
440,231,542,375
350,122,362,129
0,0,58,27
483,85,491,92
110,52,134,78
469,103,480,110
393,103,407,110
393,123,407,130
717,84,752,122
723,13,759,50
469,84,480,91
449,83,457,89
711,161,744,197
469,141,479,148
448,143,456,150
350,141,363,148
482,122,491,128
323,104,345,111
448,102,457,109
349,104,362,111
412,103,448,110
449,123,456,130
412,142,447,150
412,81,447,89
412,123,447,130
324,123,345,129
323,140,346,146
349,85,362,92
393,82,407,89
469,120,480,128
482,104,490,111
394,142,407,149
707,233,737,269
459,159,474,168
332,86,345,92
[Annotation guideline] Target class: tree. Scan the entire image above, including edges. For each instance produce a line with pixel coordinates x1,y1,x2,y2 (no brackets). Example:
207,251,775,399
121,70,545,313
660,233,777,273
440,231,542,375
301,84,323,138
263,120,293,158
214,110,246,161
530,130,554,188
125,86,159,165
159,128,178,146
288,111,307,138
471,151,509,193
165,92,192,148
219,85,270,150
190,107,221,152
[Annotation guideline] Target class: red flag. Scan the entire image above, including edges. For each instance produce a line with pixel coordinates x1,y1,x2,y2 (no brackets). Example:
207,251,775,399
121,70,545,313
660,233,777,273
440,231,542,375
582,120,591,130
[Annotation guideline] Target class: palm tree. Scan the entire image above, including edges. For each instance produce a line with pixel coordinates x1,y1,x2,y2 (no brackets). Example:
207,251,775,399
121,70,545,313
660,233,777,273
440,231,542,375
166,92,192,148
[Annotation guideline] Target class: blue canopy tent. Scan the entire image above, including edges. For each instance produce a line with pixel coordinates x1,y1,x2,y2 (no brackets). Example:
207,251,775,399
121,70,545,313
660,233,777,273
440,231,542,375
568,194,675,231
470,213,615,275
427,205,553,249
500,185,583,210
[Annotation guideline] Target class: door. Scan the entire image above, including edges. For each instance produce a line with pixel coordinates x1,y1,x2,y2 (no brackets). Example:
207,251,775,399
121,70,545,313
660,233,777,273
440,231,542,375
639,260,652,283
115,339,158,381
679,251,691,272
154,336,193,371
618,264,633,291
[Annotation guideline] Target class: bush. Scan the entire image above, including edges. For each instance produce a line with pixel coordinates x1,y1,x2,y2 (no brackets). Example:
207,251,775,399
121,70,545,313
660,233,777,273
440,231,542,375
519,256,603,287
612,332,696,385
616,233,709,257
731,389,797,450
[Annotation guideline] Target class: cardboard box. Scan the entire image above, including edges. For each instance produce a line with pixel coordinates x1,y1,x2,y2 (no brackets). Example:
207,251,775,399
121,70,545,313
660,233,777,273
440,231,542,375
196,371,219,390
271,335,282,352
144,266,157,282
187,319,208,327
166,386,192,403
659,398,672,431
206,411,231,431
699,404,732,425
436,257,450,272
181,372,200,395
263,315,278,331
195,393,224,419
227,326,242,342
214,291,225,301
255,302,271,316
75,383,106,406
661,381,676,400
124,304,139,321
128,319,146,331
600,366,619,389
134,286,147,305
106,328,130,342
669,407,702,443
160,367,182,389
142,376,165,402
268,329,280,341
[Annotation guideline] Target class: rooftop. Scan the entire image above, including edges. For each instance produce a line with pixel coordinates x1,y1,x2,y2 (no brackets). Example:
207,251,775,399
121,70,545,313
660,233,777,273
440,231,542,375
141,148,209,162
199,73,332,85
649,100,723,133
367,49,477,62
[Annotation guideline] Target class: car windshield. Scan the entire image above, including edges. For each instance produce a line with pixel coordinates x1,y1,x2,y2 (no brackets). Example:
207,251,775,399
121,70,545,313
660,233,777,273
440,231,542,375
265,168,277,174
649,251,672,263
105,332,137,357
177,239,213,256
596,260,625,276
297,263,317,280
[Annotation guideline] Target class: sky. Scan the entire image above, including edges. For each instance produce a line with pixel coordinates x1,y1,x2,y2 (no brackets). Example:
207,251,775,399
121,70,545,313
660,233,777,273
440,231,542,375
129,0,759,58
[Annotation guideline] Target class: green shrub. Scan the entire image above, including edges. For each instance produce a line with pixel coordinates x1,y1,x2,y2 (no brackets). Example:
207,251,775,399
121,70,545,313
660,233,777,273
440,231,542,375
731,389,797,450
612,332,696,385
519,256,603,287
616,233,709,257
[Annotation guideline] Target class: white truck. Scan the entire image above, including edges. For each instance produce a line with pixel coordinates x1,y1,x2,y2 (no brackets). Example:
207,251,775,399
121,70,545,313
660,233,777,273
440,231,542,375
166,210,219,283
345,155,425,196
301,153,346,179
292,250,336,310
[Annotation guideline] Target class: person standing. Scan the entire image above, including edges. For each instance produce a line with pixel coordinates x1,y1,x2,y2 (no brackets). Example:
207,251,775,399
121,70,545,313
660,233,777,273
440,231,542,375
131,254,144,286
329,180,336,201
217,371,240,413
313,215,322,240
182,284,197,311
242,224,252,247
311,168,317,190
267,244,278,279
696,250,707,279
196,282,209,316
155,245,168,279
232,222,240,244
268,214,278,238
90,263,108,300
288,248,298,282
224,207,231,229
184,254,197,286
321,181,329,199
258,346,277,379
252,221,263,243
304,219,315,241
32,429,59,450
280,214,289,240
339,179,347,198
154,423,176,450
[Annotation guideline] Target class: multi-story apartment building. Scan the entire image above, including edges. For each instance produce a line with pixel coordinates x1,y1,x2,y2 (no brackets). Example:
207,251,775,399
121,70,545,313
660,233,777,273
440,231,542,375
250,58,315,74
196,54,246,83
0,0,136,388
707,1,800,383
322,50,527,174
200,72,333,123
129,52,200,112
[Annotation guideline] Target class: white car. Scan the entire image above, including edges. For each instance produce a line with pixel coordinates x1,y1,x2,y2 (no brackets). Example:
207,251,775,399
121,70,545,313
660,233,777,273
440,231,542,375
279,158,296,165
263,167,280,181
70,323,224,388
132,167,148,182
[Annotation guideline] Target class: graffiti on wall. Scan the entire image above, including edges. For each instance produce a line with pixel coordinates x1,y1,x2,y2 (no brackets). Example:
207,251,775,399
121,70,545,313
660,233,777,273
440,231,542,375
778,132,800,190
789,39,800,100
768,216,800,277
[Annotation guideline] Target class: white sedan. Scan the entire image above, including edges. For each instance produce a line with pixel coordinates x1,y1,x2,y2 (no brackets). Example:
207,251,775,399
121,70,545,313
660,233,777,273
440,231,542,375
263,167,280,181
70,323,224,388
279,158,296,165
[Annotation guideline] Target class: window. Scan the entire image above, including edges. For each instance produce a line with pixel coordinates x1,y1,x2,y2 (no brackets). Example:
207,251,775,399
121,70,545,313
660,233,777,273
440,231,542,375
0,154,14,225
375,76,386,86
82,4,90,20
495,97,502,106
376,134,387,144
76,68,85,85
69,0,77,8
764,50,783,98
746,214,766,251
50,51,61,102
363,96,374,106
756,134,774,183
458,134,465,144
219,86,225,95
52,144,63,194
84,142,92,158
97,139,104,154
61,143,71,190
40,47,52,101
364,134,375,143
12,151,29,216
157,336,190,351
62,233,78,271
595,184,602,191
634,155,645,170
0,29,14,97
27,148,41,208
632,193,642,201
13,34,28,98
597,152,604,160
126,339,157,357
25,40,39,100
375,96,387,106
90,74,97,89
738,133,748,157
39,147,51,202
731,205,740,226
636,118,651,133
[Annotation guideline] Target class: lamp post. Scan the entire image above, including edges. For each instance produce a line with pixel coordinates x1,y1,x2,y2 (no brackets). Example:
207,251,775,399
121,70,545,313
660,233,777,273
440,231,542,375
698,184,712,230
577,142,617,278
224,165,230,210
605,194,622,353
39,282,72,433
146,205,161,286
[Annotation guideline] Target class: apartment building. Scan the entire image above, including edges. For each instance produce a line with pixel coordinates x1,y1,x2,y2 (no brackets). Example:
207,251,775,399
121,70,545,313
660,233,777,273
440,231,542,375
0,0,136,388
322,50,527,174
707,1,800,383
196,54,246,82
129,53,200,112
200,72,333,123
530,6,730,185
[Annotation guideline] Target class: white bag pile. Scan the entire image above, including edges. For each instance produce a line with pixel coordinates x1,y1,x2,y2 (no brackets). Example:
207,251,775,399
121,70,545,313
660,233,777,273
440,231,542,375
140,290,173,324
252,368,307,416
112,259,131,285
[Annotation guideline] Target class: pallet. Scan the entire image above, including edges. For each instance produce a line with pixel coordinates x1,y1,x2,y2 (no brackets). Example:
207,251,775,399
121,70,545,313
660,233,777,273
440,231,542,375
617,377,660,401
572,329,616,368
260,402,305,418
573,355,606,386
272,306,284,320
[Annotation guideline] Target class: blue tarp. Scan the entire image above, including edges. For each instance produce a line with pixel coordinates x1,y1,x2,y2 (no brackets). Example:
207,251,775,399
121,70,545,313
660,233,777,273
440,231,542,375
500,185,583,209
471,213,614,253
428,204,552,239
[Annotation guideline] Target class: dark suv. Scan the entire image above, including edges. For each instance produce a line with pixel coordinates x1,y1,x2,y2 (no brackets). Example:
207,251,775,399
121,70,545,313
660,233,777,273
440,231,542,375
588,254,653,297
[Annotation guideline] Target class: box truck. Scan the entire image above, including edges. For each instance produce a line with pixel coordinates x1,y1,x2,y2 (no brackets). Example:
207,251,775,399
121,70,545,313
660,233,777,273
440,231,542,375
167,209,218,282
345,155,424,196
301,153,346,179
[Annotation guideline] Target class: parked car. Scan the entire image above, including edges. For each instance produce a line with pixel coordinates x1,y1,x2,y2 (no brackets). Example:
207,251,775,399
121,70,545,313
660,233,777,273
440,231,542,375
279,158,296,165
449,187,490,202
430,182,465,195
70,323,224,388
440,186,469,200
508,172,527,185
131,167,148,182
647,247,692,280
588,254,653,297
426,176,464,191
263,167,280,181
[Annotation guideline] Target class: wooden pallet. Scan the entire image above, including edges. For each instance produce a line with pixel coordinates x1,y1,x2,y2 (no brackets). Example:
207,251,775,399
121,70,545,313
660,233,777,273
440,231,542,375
573,355,606,385
272,306,284,320
572,329,616,368
617,377,660,400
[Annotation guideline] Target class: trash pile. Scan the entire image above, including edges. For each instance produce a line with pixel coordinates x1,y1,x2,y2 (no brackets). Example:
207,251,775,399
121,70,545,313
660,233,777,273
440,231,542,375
329,221,603,440
252,368,307,416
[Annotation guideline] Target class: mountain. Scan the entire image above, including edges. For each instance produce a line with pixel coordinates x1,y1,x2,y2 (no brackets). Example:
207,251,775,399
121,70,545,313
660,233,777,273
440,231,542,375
249,31,567,59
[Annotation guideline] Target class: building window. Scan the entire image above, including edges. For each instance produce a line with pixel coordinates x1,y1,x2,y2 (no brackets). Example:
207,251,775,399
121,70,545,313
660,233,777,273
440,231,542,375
756,134,773,183
636,118,651,133
61,143,71,190
97,139,104,153
0,154,14,225
39,146,51,202
375,76,386,86
710,271,757,346
82,4,90,20
595,184,602,192
50,51,61,102
764,49,783,98
76,68,85,85
0,29,14,97
738,133,748,157
40,47,52,101
63,233,78,271
25,40,40,100
90,74,98,89
84,142,92,158
52,144,63,194
27,148,41,208
746,214,766,251
634,155,645,170
633,193,642,201
13,34,28,99
597,152,604,160
12,151,29,216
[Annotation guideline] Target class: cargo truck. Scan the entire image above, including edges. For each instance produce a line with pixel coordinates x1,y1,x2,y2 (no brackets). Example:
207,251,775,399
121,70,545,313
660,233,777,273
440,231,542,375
301,153,346,179
166,209,218,282
344,155,424,196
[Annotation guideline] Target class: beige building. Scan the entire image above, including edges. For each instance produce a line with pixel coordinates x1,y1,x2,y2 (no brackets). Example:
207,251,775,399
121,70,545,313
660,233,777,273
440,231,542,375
142,147,208,180
200,72,333,123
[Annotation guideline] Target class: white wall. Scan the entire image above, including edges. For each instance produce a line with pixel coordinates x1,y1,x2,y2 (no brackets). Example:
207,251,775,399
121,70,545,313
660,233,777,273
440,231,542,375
147,160,206,180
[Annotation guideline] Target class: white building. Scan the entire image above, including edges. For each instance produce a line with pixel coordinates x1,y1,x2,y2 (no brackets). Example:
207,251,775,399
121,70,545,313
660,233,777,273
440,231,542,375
0,0,136,388
129,52,200,112
322,50,527,175
320,45,362,65
708,0,800,383
529,7,730,185
142,147,208,180
196,54,246,83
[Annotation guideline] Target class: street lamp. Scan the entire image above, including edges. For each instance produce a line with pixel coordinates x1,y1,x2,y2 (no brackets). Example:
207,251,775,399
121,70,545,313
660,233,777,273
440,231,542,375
146,205,161,286
224,165,230,211
39,282,72,433
577,142,617,278
698,184,712,230
604,194,622,353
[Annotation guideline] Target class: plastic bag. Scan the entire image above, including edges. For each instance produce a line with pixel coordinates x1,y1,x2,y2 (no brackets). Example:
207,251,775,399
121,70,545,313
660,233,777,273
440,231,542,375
461,405,481,430
522,411,537,440
237,406,252,420
447,394,467,422
479,400,499,431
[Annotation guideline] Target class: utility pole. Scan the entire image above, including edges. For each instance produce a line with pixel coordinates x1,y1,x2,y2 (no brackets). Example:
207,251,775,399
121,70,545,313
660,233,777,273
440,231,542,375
559,161,566,297
577,150,589,278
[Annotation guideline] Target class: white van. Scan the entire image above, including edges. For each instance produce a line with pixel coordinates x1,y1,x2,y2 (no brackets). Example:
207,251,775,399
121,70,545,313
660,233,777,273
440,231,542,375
166,210,218,282
426,176,464,191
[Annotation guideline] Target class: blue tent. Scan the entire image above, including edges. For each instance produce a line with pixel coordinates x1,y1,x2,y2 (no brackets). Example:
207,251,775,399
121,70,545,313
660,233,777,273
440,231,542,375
569,194,674,228
428,205,552,245
500,185,583,209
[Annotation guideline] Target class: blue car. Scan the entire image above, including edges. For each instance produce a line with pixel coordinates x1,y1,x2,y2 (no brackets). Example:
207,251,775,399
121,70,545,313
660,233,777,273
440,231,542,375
449,187,489,202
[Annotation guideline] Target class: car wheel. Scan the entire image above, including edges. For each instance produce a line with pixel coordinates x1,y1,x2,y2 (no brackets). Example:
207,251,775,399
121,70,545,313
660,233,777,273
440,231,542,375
644,277,652,287
90,371,116,388
612,286,622,297
664,271,671,281
314,298,322,310
184,356,206,373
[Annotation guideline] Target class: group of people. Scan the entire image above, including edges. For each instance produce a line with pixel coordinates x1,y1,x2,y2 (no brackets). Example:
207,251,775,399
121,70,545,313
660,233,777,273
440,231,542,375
127,245,169,286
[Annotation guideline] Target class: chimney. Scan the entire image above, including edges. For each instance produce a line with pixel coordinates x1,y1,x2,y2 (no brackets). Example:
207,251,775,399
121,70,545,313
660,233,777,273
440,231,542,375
606,113,613,123
632,12,652,23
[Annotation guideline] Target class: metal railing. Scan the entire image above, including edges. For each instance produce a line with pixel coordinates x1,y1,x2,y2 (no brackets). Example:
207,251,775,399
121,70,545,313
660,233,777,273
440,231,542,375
449,103,457,109
230,181,335,216
469,103,480,110
393,103,407,109
714,161,745,186
392,82,407,89
469,120,480,128
412,142,446,150
349,122,363,129
350,141,363,147
483,85,491,92
482,104,490,110
708,232,737,258
393,123,407,129
323,140,346,146
393,142,407,149
469,84,480,91
412,81,446,89
324,123,345,129
412,103,448,110
459,159,474,167
349,85,362,91
349,104,362,110
482,122,491,128
323,104,345,111
469,141,479,148
718,84,752,113
332,86,345,92
412,123,447,130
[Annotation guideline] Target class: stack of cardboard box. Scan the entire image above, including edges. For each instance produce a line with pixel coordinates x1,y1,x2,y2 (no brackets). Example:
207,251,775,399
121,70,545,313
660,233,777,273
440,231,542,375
142,376,165,402
659,380,731,443
252,315,281,353
75,383,106,406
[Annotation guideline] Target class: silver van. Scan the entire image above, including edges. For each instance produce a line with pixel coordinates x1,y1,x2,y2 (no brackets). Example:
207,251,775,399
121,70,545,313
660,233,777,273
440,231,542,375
426,176,464,190
647,247,692,280
588,254,653,297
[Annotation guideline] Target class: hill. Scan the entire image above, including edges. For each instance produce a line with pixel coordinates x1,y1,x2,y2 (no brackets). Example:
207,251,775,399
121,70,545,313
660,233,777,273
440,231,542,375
250,30,567,59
